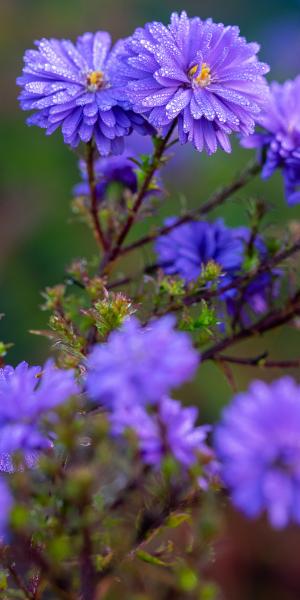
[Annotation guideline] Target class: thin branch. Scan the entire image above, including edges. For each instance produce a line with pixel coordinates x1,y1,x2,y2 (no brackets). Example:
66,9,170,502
201,289,300,362
217,353,300,369
119,159,260,256
7,563,35,600
158,237,300,315
100,122,177,272
86,141,109,252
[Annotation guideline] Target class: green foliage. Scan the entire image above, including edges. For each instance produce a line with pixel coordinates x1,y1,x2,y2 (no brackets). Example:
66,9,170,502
180,301,218,343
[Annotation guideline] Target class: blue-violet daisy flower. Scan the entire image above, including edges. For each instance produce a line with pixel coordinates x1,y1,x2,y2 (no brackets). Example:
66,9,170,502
241,76,300,205
120,12,269,154
17,32,153,155
0,360,79,472
215,377,300,528
86,316,199,410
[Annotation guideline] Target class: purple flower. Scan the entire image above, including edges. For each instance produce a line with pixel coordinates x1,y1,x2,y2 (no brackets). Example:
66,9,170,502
17,32,153,155
155,218,244,283
120,12,269,154
215,377,300,529
241,77,300,205
0,360,79,471
155,218,280,322
74,152,161,203
86,316,199,409
0,478,13,539
111,396,210,468
73,154,138,201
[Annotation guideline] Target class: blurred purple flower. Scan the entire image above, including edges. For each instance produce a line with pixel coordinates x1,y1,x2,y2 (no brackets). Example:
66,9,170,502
120,11,269,154
215,377,300,529
241,77,300,205
111,396,210,469
86,316,199,410
17,32,153,155
0,360,79,472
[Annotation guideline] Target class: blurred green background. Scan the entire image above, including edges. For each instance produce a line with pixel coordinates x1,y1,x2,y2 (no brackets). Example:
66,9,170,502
1,1,300,598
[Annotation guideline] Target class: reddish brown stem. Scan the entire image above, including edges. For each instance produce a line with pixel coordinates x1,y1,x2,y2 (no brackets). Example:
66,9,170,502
202,289,300,362
100,122,177,272
118,159,260,256
217,354,300,369
86,141,109,252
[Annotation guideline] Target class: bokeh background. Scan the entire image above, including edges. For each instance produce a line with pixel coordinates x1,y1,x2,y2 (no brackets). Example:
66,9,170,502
1,1,300,598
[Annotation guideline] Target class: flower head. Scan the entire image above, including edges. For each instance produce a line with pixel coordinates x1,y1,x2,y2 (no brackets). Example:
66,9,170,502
74,154,137,201
215,377,300,528
241,77,300,205
155,218,243,283
120,12,269,153
86,316,199,409
73,150,161,204
0,360,79,471
155,218,280,323
17,32,153,155
111,396,210,468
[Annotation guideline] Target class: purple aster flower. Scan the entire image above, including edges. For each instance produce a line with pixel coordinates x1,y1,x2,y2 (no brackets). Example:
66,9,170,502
73,132,162,202
215,377,300,529
86,316,199,409
155,218,244,283
155,218,280,323
0,360,79,472
120,12,269,154
111,396,210,468
17,32,153,155
0,478,13,539
241,77,300,205
73,154,138,201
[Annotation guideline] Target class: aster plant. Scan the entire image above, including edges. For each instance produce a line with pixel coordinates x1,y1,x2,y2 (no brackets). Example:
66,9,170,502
3,9,300,600
242,76,300,205
119,11,270,153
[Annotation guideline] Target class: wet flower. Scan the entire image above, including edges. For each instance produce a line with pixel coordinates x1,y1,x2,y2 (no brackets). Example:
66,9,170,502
155,218,243,283
0,360,79,471
241,77,300,205
215,377,300,528
73,154,138,201
120,12,269,153
73,144,162,202
86,316,199,409
155,218,280,323
17,32,153,155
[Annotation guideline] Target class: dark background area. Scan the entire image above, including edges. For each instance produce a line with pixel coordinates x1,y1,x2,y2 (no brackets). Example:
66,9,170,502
1,2,300,598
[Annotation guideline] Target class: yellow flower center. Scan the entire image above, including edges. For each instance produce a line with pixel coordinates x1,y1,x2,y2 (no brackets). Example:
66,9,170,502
189,63,211,88
86,70,104,91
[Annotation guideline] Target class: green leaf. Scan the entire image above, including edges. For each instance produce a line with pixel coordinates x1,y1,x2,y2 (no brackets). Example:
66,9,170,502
200,582,220,600
0,570,8,591
165,512,191,529
137,550,168,567
48,536,72,561
178,567,199,592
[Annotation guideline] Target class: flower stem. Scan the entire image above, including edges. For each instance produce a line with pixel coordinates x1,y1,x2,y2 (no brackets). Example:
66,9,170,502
86,141,109,252
118,159,260,257
100,121,177,273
